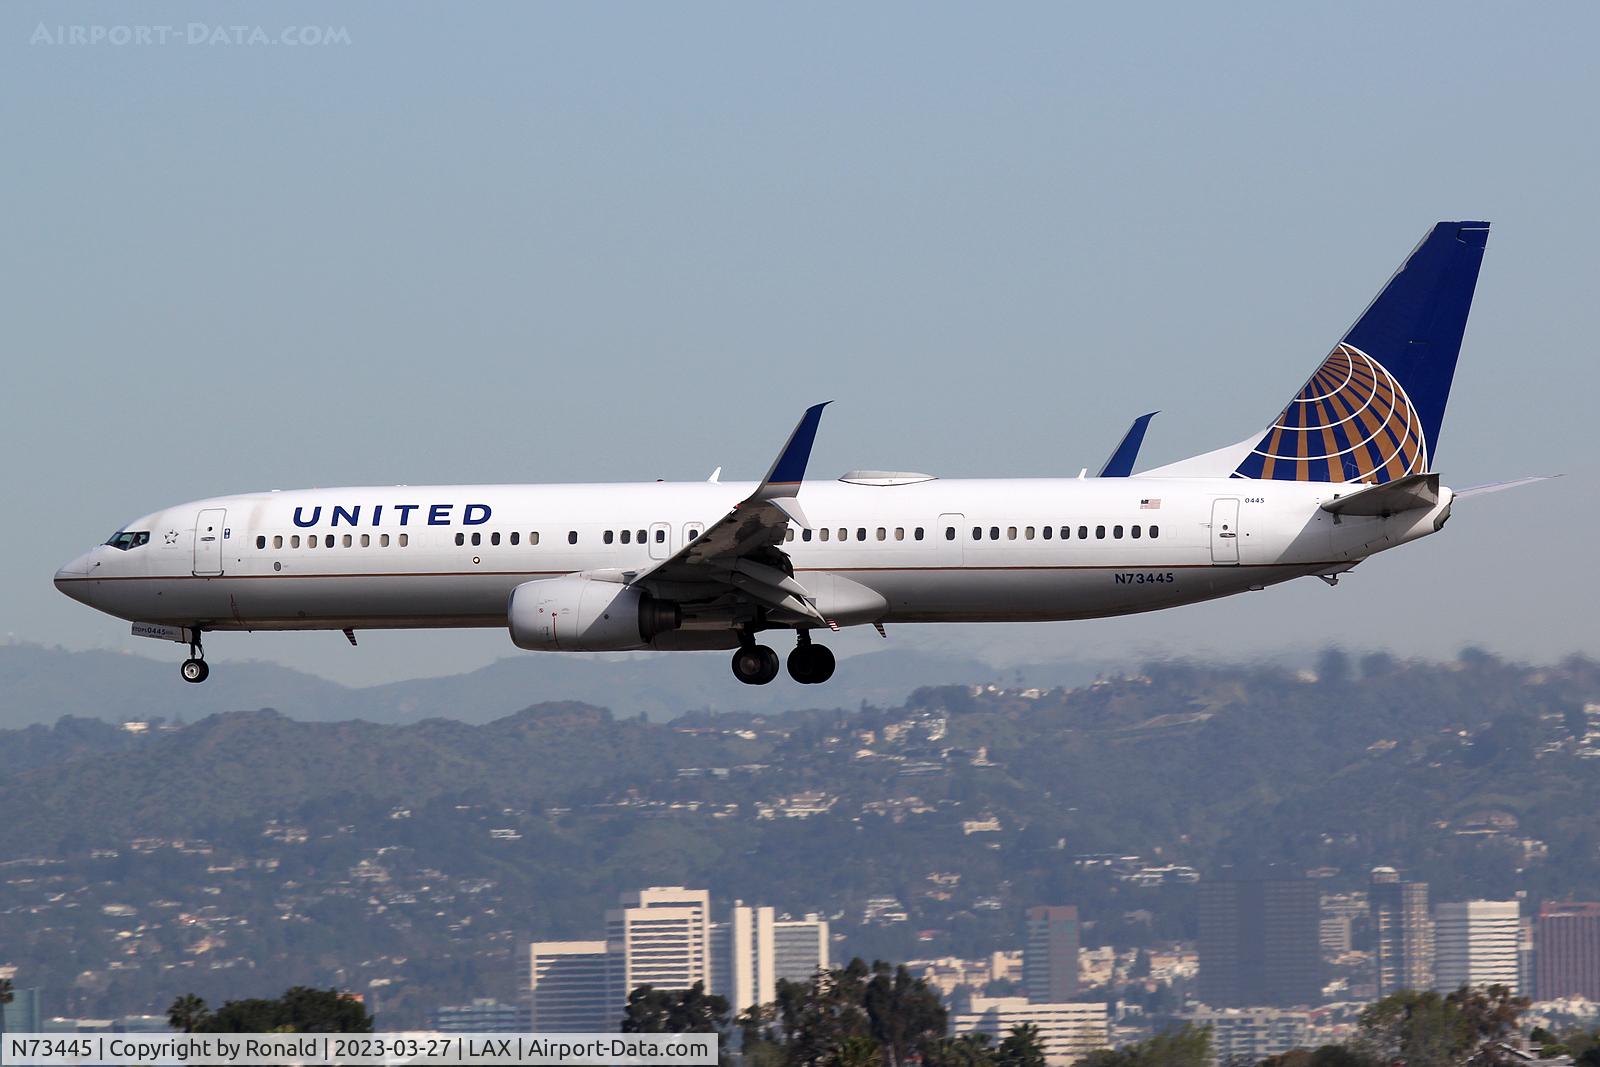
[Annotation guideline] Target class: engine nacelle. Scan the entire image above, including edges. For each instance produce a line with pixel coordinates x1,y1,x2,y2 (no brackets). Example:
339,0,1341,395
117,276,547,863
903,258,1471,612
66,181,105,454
508,575,680,652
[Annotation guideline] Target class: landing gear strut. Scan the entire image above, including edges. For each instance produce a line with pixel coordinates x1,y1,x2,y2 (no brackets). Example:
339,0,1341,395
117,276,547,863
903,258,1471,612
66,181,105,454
787,631,836,685
180,630,209,684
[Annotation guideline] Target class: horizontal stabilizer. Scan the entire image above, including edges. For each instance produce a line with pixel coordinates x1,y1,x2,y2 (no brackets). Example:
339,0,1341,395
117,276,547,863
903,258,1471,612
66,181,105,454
1320,472,1438,517
1455,474,1560,499
1099,412,1158,478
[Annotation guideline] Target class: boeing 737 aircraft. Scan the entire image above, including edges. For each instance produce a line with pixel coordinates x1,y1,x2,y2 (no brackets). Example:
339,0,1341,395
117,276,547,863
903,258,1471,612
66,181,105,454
57,221,1517,686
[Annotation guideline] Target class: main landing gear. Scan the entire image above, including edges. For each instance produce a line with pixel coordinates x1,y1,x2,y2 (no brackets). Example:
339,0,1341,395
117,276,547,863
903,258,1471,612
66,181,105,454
180,629,209,684
729,631,835,686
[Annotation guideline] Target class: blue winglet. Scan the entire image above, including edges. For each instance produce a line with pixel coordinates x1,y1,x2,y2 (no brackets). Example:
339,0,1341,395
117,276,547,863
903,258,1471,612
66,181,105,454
761,402,831,491
1098,411,1159,477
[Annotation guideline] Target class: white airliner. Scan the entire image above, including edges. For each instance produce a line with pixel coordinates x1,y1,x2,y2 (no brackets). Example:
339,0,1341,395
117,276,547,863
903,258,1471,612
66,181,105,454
57,221,1522,686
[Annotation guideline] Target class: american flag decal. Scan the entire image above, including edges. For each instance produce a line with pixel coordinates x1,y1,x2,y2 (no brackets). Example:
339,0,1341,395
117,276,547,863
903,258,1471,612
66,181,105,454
1140,498,1162,509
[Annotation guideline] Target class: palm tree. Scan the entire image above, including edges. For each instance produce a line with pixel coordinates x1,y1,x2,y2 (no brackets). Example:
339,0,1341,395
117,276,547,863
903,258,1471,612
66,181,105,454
0,977,14,1038
167,994,209,1033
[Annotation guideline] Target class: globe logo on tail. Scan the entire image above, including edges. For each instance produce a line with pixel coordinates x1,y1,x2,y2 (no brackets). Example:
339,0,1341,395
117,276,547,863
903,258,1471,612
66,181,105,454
1234,343,1428,484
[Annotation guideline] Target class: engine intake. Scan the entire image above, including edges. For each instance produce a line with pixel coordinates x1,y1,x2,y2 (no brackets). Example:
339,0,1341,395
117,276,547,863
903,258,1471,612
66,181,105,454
508,575,681,652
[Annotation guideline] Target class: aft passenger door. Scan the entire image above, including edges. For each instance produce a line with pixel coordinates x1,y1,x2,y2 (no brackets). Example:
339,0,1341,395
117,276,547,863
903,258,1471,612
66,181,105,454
1209,498,1240,564
193,508,227,576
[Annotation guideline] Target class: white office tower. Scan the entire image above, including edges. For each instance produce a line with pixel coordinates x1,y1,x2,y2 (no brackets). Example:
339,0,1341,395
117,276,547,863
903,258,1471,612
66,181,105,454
1434,900,1520,993
950,997,1109,1066
607,887,713,1010
528,941,612,1032
711,901,777,1014
772,914,830,984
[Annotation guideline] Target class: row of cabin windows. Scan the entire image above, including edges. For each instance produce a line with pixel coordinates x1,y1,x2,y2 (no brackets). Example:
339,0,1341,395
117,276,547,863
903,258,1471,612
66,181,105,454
781,523,1159,544
788,526,928,543
259,532,412,550
453,531,544,547
969,523,1157,541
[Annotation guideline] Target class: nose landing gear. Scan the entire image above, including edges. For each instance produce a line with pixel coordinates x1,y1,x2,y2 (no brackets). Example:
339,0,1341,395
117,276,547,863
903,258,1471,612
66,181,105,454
180,630,209,684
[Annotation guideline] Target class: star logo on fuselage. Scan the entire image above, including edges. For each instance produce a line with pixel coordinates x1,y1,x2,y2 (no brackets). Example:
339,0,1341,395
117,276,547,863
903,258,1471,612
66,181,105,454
164,530,180,545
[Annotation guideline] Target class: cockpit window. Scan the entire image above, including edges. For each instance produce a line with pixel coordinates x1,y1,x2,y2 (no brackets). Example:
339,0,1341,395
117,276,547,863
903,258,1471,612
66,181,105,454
105,531,150,551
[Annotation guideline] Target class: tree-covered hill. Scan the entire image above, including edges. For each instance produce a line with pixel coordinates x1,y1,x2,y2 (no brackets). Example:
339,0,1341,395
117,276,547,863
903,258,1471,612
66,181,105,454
3,651,1597,1024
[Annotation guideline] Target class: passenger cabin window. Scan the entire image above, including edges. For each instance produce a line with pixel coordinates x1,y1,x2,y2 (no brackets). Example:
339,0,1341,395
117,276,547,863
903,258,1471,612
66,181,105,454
398,533,409,547
945,527,955,540
105,531,151,551
1025,526,1035,540
1149,525,1159,539
361,534,371,547
1095,525,1106,540
1008,526,1018,540
568,531,578,545
456,532,466,546
990,526,1000,540
655,529,666,543
820,528,830,541
274,535,284,549
877,528,887,541
688,526,702,540
802,529,813,542
291,535,302,548
1131,525,1141,539
971,527,981,541
490,532,500,546
381,533,391,547
838,528,847,542
256,535,266,549
325,534,335,548
604,530,615,545
785,529,795,542
471,532,482,546
1078,525,1089,539
509,532,519,545
343,534,353,548
1042,526,1052,540
915,527,925,540
1113,525,1123,539
894,527,904,541
637,529,646,543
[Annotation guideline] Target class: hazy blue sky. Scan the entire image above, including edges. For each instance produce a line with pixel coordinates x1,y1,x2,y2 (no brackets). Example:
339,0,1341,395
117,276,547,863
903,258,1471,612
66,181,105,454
5,2,1596,686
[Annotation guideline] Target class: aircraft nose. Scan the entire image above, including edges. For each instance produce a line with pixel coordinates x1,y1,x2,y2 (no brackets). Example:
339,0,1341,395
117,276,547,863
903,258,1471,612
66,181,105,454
54,552,95,599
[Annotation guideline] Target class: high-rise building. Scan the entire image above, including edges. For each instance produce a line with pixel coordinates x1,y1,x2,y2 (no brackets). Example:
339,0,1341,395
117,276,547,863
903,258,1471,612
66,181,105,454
431,998,532,1033
1370,868,1433,996
772,914,830,985
1537,902,1600,1000
3,986,42,1033
1198,869,1321,1007
1183,1007,1311,1067
1434,901,1520,993
950,997,1108,1066
607,887,712,1010
711,901,776,1014
1024,906,1080,1002
528,940,613,1032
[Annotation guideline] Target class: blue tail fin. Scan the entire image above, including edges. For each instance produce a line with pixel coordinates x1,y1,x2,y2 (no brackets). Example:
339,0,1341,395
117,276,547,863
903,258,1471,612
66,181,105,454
1233,221,1489,483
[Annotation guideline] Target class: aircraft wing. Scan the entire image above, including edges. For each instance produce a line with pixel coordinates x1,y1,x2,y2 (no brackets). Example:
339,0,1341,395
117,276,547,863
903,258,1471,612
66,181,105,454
629,403,830,627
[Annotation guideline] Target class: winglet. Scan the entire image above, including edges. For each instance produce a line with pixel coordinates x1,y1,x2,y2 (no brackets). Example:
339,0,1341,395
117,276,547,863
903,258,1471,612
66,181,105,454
758,402,830,496
1098,411,1159,477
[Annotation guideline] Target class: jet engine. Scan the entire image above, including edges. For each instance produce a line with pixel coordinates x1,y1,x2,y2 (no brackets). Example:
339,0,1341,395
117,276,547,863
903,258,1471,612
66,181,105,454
507,575,681,652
